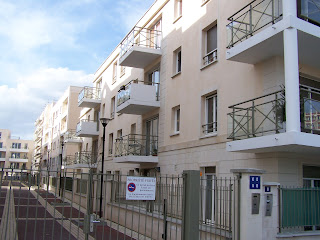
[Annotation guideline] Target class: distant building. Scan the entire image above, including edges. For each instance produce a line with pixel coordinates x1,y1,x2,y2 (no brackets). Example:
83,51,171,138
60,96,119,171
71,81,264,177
0,129,34,176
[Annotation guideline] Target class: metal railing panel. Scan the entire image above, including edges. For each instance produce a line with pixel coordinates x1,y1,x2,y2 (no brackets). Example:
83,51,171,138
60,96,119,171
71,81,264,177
78,87,101,103
115,134,158,157
120,26,162,59
226,0,283,48
227,90,285,140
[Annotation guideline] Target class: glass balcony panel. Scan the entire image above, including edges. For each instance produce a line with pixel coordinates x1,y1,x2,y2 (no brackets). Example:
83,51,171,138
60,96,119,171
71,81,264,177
298,0,320,26
119,27,162,68
78,87,101,108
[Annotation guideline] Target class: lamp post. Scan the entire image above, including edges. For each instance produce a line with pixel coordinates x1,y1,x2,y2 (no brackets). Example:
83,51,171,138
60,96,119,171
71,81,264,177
99,117,111,217
59,141,64,196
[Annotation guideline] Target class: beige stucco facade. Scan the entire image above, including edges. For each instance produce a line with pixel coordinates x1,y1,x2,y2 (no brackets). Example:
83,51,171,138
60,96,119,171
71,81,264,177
71,0,320,188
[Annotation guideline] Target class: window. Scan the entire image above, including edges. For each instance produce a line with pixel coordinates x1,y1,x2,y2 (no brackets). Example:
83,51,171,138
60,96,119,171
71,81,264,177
76,179,87,194
203,25,217,66
12,143,21,149
200,166,216,224
173,47,182,75
108,133,113,155
120,66,126,77
0,132,2,139
112,62,117,84
203,94,217,135
130,123,136,135
117,129,122,139
11,153,21,159
0,142,2,148
110,97,115,119
172,106,180,134
147,68,160,100
174,0,182,20
61,177,73,192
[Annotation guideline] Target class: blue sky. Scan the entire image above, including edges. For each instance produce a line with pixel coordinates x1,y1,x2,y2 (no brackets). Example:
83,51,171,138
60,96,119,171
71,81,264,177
0,0,154,139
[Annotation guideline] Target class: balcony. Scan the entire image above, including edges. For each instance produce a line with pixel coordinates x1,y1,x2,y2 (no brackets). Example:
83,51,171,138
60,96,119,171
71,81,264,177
0,146,6,152
75,120,99,137
226,0,320,68
114,134,158,163
9,158,28,163
63,129,83,144
119,27,162,69
10,147,29,153
116,80,160,115
64,151,97,168
0,157,5,162
227,86,320,153
78,87,101,108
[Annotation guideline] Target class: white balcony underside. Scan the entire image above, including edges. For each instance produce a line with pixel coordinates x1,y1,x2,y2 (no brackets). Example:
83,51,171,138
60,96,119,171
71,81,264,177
117,100,160,115
226,131,320,154
119,46,162,68
64,139,83,144
114,155,158,164
226,16,320,69
0,158,5,162
78,98,101,108
9,158,29,163
0,147,6,152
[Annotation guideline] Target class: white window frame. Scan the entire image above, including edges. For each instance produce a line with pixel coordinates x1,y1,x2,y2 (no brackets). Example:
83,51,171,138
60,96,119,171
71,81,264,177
112,61,117,84
204,94,217,135
203,25,218,67
174,0,182,20
174,106,180,134
176,49,182,74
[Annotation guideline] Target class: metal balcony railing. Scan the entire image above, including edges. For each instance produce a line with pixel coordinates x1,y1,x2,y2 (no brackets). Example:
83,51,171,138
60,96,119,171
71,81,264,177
63,129,82,142
115,134,158,157
64,152,98,166
227,90,285,140
116,79,160,107
228,85,320,140
78,87,101,103
120,26,162,59
298,0,320,27
226,0,283,48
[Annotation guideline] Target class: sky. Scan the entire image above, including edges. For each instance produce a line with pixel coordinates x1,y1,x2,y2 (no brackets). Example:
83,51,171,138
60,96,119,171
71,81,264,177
0,0,155,140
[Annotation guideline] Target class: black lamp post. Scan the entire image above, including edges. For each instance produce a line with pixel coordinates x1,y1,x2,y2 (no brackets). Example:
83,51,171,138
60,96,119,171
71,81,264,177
99,117,111,217
59,141,64,196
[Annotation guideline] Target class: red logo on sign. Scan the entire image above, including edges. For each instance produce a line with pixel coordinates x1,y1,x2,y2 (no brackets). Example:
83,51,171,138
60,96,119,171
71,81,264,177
128,182,136,192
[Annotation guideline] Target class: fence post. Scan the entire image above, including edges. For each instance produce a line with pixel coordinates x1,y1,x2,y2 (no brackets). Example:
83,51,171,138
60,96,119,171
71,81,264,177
182,170,200,240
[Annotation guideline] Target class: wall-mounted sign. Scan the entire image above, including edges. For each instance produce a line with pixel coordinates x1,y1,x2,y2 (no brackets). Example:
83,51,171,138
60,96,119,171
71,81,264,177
249,176,261,189
126,176,156,200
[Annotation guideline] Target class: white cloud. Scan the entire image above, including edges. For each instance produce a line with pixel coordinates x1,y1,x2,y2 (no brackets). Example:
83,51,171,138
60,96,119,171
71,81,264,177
0,68,93,139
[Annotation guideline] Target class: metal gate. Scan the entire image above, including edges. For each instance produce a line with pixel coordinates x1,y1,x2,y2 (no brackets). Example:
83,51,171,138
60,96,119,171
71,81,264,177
0,168,239,240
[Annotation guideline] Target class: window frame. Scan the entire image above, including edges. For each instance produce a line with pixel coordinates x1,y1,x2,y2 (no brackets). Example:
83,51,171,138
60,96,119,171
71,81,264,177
202,24,218,68
174,106,181,134
174,0,183,20
202,93,218,136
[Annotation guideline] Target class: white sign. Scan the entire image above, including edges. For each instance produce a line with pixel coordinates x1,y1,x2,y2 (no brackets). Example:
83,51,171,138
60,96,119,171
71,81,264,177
126,176,156,200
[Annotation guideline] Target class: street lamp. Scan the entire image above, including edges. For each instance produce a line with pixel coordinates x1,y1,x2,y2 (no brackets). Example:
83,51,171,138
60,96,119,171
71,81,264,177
99,117,111,217
59,141,65,196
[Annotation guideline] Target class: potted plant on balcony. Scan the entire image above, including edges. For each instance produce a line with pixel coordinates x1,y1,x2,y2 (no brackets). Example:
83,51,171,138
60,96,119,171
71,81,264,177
152,148,158,156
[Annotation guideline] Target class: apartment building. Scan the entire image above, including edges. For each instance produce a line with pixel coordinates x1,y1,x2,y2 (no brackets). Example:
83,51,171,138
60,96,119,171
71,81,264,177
70,0,320,237
75,0,319,180
0,129,34,173
33,86,83,177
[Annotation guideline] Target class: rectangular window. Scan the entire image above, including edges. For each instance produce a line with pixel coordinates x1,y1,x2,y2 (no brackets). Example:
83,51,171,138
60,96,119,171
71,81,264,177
120,66,126,77
61,177,73,192
174,0,182,20
12,143,21,149
110,97,115,119
173,106,180,134
108,133,113,155
76,179,87,194
173,47,182,75
203,94,217,134
117,129,122,139
112,62,117,84
0,132,1,139
0,142,2,148
203,25,217,66
148,68,160,100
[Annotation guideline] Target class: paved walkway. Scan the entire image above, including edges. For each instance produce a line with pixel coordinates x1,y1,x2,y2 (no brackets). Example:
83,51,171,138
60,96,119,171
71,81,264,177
0,181,146,240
